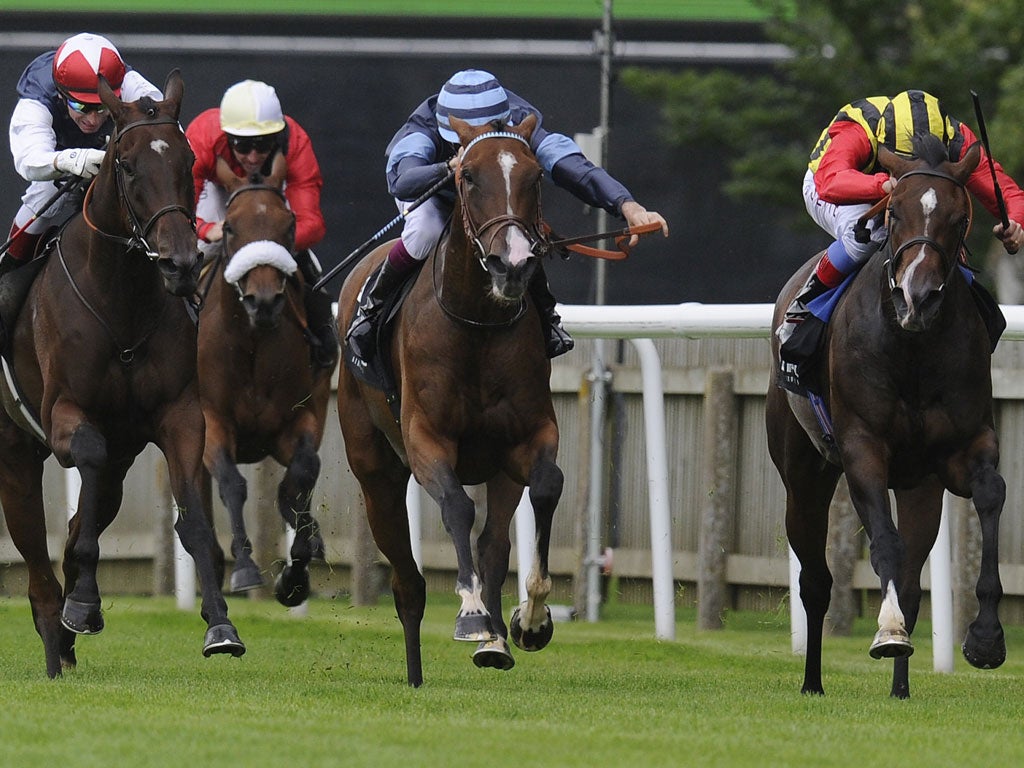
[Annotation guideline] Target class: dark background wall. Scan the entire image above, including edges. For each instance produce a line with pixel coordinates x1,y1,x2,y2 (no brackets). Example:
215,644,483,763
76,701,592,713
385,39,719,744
0,11,826,305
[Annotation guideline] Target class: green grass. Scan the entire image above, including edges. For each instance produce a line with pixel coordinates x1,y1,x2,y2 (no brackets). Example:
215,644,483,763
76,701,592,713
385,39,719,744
0,595,1021,767
0,0,769,21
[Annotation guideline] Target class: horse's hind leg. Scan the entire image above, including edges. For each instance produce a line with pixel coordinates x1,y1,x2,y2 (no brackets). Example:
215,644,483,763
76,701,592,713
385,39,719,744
961,437,1006,670
766,390,840,695
0,434,69,677
273,433,324,607
510,453,562,654
208,449,263,593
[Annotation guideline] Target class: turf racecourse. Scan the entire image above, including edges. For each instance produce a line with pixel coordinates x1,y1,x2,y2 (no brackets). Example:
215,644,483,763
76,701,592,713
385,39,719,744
0,596,1021,768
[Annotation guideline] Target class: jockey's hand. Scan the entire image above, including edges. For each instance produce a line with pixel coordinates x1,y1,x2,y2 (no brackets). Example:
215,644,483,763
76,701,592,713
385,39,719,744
621,201,669,246
53,148,105,178
994,219,1024,254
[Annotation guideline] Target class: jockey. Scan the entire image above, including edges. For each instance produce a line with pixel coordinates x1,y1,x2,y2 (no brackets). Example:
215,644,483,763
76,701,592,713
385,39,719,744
186,80,337,371
345,68,669,364
2,32,162,276
778,89,1024,362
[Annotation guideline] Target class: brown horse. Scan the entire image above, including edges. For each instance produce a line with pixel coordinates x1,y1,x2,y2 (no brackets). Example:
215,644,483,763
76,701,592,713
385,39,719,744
767,133,1006,698
197,154,330,604
0,71,245,677
336,115,562,686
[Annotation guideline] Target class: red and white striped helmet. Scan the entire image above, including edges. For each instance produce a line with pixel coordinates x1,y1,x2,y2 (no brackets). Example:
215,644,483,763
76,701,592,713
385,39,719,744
53,33,126,104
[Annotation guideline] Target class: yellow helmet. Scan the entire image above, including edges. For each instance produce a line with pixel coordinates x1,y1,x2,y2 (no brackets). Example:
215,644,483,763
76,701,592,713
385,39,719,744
219,80,286,137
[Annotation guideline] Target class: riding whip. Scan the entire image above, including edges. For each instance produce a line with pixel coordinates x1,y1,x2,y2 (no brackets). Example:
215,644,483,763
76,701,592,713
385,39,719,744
0,175,88,256
970,90,1010,230
313,168,455,292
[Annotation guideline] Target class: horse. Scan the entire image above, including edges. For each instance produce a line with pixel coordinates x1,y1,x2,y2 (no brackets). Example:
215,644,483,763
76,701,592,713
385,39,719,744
766,133,1006,698
0,70,245,677
336,115,563,686
197,153,330,605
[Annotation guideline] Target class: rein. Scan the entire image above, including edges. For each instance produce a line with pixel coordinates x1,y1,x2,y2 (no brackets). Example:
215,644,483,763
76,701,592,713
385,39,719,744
81,115,196,258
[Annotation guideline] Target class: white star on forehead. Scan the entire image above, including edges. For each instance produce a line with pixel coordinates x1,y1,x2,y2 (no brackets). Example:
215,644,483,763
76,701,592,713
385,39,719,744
56,39,107,70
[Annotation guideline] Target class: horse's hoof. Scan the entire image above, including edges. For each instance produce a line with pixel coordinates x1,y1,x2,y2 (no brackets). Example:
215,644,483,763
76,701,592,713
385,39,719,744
274,565,310,607
61,598,104,635
454,611,496,642
308,533,326,561
962,625,1006,669
509,604,554,652
473,637,515,671
230,563,264,593
869,628,914,659
203,624,246,658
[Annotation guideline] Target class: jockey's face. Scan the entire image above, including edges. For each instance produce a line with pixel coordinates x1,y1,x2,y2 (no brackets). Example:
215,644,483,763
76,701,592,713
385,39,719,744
232,145,273,176
228,134,278,176
65,100,108,134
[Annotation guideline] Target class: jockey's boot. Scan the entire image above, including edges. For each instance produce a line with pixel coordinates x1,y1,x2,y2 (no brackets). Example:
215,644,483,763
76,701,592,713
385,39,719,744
0,225,41,278
776,272,831,350
346,243,419,363
295,250,339,372
529,266,574,358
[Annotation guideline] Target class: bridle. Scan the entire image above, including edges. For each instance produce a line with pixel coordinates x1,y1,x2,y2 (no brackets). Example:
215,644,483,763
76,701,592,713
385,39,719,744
883,167,970,294
455,130,544,272
81,115,196,258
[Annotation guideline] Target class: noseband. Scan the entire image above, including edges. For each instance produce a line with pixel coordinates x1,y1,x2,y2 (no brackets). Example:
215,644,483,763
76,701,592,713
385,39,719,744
456,131,544,271
883,167,970,293
83,115,196,258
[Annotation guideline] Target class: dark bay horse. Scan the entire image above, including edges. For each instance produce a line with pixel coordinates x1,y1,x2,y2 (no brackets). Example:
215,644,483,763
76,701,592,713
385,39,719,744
767,133,1006,698
0,71,245,677
198,154,330,605
336,115,563,686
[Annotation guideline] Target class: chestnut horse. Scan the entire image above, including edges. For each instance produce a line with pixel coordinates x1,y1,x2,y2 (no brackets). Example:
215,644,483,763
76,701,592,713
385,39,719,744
197,154,330,605
767,134,1006,698
336,115,563,686
0,71,245,677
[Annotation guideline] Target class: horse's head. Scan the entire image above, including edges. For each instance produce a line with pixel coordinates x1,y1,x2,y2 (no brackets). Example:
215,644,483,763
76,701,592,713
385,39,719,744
98,69,201,296
877,133,980,332
451,114,543,304
217,152,298,330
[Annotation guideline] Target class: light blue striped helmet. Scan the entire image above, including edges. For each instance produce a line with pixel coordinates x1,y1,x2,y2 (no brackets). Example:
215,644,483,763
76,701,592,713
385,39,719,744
435,70,511,143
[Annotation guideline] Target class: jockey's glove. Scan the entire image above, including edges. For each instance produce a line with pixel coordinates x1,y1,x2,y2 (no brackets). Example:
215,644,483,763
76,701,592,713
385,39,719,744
53,148,106,179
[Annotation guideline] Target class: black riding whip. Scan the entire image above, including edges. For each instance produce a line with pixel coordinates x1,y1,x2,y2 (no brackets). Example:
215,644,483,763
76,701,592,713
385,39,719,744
970,90,1010,230
313,168,455,292
0,175,88,255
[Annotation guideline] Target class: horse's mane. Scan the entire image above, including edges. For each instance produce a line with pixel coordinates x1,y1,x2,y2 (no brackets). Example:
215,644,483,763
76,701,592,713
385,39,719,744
910,132,950,167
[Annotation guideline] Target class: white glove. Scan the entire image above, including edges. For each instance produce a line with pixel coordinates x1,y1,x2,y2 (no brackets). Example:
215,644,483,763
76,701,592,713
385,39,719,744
53,148,106,178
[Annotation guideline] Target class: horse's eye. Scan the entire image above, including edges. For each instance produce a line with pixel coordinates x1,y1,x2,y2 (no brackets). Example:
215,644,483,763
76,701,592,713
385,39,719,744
461,169,474,185
222,222,233,236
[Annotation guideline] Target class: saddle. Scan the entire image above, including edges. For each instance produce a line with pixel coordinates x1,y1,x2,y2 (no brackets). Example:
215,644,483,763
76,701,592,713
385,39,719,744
343,265,420,423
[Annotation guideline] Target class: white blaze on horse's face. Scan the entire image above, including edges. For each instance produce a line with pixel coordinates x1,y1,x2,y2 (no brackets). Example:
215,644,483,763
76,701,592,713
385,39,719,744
150,139,170,156
498,149,533,268
899,187,939,306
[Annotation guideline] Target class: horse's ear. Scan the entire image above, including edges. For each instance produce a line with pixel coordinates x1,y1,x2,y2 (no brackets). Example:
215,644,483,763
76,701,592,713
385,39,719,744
516,113,538,142
97,75,121,115
215,156,242,192
877,145,912,179
952,141,982,184
450,116,476,146
266,150,287,189
161,69,184,120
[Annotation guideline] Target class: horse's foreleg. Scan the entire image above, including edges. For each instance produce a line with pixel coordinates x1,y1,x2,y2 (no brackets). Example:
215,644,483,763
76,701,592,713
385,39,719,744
963,451,1006,670
209,449,262,593
510,453,562,654
844,449,913,661
60,423,109,636
889,482,944,699
416,452,494,642
273,433,323,607
161,407,245,658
